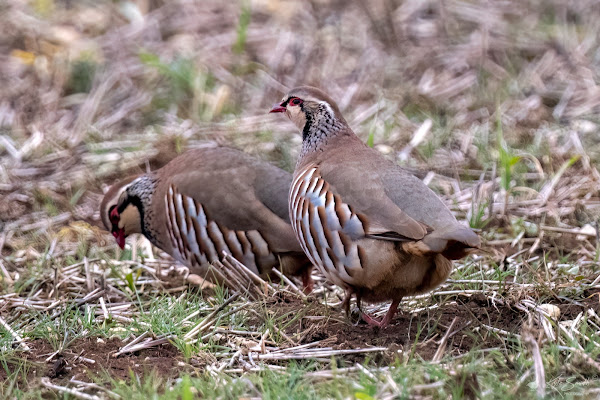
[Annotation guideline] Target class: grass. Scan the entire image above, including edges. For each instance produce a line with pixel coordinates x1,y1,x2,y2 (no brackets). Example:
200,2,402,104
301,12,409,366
89,345,600,399
66,57,97,95
2,265,600,399
233,1,251,55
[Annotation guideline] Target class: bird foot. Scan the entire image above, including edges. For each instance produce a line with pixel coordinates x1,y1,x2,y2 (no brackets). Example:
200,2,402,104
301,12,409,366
347,306,362,325
360,299,401,328
360,312,392,328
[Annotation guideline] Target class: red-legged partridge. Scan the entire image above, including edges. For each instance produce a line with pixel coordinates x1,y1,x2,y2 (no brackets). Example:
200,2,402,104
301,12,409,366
271,86,480,327
100,146,313,290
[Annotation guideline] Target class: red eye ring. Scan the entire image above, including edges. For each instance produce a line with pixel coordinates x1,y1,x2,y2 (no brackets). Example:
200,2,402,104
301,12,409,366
290,98,303,106
109,206,120,224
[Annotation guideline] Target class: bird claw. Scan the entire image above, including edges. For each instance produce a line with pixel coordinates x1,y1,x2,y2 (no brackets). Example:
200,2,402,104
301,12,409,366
360,312,390,328
347,306,362,325
360,299,401,328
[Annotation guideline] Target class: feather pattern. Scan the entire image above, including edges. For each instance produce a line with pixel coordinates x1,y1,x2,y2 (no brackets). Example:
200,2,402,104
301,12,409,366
290,164,366,287
166,184,276,272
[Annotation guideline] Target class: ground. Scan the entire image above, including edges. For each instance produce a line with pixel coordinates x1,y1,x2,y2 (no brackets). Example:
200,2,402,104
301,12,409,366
2,0,600,399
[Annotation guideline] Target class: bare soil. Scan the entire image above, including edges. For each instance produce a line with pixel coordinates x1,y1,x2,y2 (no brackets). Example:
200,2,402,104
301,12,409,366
268,290,600,363
2,290,599,387
0,337,182,385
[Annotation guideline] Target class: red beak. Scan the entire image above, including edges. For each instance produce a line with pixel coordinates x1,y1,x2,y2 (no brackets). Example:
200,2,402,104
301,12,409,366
112,229,126,250
269,103,286,113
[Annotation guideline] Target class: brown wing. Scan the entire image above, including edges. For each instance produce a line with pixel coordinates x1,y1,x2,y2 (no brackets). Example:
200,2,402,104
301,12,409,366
158,147,302,254
315,154,428,242
313,142,479,254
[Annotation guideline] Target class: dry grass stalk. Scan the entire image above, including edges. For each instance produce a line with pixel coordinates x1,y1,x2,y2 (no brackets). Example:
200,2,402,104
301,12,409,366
40,378,101,400
69,379,121,400
114,334,177,356
0,315,30,351
254,346,387,361
432,317,458,362
184,293,241,340
223,253,277,296
270,268,306,299
521,327,546,398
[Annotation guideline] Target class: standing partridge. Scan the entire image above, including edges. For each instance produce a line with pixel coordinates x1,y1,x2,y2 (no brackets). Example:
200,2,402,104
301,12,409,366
100,146,313,290
270,86,480,327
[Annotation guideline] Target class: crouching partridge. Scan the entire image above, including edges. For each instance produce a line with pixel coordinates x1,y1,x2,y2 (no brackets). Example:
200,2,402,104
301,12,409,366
270,86,480,327
100,146,313,290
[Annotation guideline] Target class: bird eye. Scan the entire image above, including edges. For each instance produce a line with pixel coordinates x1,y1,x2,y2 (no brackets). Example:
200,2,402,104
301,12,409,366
290,98,303,106
109,206,120,224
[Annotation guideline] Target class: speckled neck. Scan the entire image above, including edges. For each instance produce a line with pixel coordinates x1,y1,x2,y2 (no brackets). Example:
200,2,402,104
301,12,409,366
298,104,347,161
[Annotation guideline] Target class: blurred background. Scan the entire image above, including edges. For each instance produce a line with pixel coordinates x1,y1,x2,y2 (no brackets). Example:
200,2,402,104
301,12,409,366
1,0,600,256
4,1,600,397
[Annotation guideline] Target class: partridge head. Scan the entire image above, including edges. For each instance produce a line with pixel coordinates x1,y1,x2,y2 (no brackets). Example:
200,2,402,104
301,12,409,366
100,174,143,250
271,86,480,327
100,147,313,290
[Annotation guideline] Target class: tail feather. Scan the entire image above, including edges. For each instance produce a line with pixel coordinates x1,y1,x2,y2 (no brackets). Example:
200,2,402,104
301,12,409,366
403,225,480,260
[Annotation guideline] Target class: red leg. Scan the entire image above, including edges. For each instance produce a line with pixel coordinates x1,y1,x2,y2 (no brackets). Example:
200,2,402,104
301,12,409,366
340,289,353,317
361,298,401,328
302,268,314,294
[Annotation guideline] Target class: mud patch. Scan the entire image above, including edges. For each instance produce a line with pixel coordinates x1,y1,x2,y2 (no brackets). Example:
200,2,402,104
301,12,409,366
295,294,523,362
0,337,183,385
271,291,600,363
